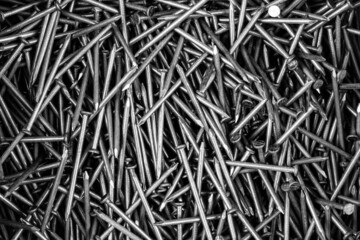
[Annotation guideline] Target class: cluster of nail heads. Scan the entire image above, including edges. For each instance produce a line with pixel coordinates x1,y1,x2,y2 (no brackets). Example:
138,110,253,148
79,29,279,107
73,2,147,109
1,0,360,239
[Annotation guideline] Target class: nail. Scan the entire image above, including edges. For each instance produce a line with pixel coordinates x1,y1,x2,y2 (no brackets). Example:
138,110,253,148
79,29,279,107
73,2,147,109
230,99,267,140
154,70,167,179
285,79,315,107
105,12,138,68
138,52,206,126
252,140,265,163
251,154,285,214
174,27,212,55
296,173,327,240
91,45,116,150
93,209,143,240
292,156,329,165
0,193,26,217
138,125,154,187
0,1,43,22
324,25,338,68
135,0,209,57
246,172,264,222
160,167,184,211
174,201,185,240
261,18,316,24
331,147,360,201
101,196,152,240
297,127,352,159
25,36,71,134
81,0,118,14
241,210,281,240
179,118,200,155
122,34,172,91
4,154,42,198
72,14,121,37
65,114,88,221
230,7,265,54
213,46,227,112
204,158,260,238
331,70,346,150
291,10,329,21
126,2,155,16
176,145,213,240
176,65,209,130
32,9,61,93
191,143,206,239
316,198,355,215
274,102,318,146
226,160,297,174
299,190,308,235
285,26,326,75
196,93,230,119
307,1,355,33
157,0,210,16
200,19,251,83
156,213,225,226
71,67,90,131
127,162,163,240
331,211,355,239
0,0,72,37
82,171,90,240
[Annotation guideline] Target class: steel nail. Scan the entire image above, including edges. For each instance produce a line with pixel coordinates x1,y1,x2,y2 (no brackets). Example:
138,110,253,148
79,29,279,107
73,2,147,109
274,102,318,146
93,209,143,240
176,145,213,240
230,99,267,139
65,114,88,221
135,0,209,57
101,196,152,240
127,162,164,240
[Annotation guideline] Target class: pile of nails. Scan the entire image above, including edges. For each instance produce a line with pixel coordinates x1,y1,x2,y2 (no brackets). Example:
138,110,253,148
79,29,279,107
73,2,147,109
1,0,360,239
